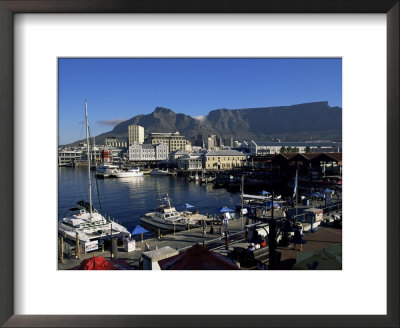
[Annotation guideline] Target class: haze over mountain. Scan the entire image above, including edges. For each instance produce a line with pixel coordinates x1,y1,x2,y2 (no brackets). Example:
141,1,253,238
67,101,342,146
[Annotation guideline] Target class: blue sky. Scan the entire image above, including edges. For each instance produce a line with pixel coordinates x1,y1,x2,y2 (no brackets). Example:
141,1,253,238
58,58,342,145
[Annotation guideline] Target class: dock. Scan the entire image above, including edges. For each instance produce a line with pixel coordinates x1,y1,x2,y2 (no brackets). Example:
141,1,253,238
58,199,342,270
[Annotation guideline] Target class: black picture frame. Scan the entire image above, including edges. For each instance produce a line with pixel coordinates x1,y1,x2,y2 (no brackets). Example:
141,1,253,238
0,1,398,327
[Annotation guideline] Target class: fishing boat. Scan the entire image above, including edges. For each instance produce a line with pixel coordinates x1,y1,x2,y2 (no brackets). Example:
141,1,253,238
115,167,144,178
140,195,189,231
58,101,130,248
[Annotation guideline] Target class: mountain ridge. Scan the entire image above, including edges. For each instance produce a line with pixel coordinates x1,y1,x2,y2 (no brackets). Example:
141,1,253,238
66,101,342,146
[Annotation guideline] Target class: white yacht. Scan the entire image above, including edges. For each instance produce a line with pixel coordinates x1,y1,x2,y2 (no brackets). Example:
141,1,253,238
116,167,143,178
140,196,189,231
58,101,130,249
59,200,130,243
96,163,120,178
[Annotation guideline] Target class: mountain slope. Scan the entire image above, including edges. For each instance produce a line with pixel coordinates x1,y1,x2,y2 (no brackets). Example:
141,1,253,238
68,101,342,146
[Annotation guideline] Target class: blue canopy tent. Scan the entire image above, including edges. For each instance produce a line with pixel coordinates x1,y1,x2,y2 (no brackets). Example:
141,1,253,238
311,192,324,198
259,190,271,195
265,201,280,209
184,203,195,209
323,188,333,193
216,206,235,220
216,206,235,213
131,225,149,243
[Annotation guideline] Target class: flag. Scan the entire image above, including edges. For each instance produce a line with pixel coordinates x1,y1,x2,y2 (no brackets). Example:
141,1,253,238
293,169,298,199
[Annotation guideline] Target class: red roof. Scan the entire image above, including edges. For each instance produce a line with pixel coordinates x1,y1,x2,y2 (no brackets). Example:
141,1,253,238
71,256,132,270
158,244,239,270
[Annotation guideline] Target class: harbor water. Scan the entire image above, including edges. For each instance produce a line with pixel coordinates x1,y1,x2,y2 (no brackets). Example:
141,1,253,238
58,167,240,233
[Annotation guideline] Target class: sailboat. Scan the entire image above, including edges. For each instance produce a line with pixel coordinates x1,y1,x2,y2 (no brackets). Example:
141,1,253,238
58,101,130,248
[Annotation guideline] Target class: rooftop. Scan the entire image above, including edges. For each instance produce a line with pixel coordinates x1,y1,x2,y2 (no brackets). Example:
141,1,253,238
206,150,245,156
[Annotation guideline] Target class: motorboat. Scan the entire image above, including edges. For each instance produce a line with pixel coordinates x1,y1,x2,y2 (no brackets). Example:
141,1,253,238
59,200,130,243
96,163,120,178
115,167,144,178
140,195,189,231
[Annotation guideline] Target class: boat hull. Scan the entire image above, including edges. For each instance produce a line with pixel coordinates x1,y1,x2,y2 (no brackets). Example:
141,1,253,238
140,216,187,232
115,172,144,178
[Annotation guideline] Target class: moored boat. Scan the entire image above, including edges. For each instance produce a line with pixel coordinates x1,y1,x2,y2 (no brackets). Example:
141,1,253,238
140,195,189,231
96,163,120,178
149,169,170,176
116,167,144,178
58,101,130,250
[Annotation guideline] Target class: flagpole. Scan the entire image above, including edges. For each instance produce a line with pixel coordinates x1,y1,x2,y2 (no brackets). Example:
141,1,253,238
294,166,298,218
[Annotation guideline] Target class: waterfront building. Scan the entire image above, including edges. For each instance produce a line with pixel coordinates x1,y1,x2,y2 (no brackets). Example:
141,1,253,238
81,146,124,163
58,149,82,166
191,146,203,153
272,152,342,177
204,149,246,170
169,150,189,163
146,132,188,152
248,140,342,155
128,124,144,145
82,146,102,162
129,143,168,161
176,154,203,171
105,137,128,148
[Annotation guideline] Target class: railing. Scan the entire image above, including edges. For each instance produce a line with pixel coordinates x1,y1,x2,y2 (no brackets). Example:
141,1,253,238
178,229,246,252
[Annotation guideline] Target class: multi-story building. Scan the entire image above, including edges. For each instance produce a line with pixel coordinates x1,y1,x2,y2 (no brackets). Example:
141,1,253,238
58,149,82,166
129,143,168,161
169,150,189,163
128,125,144,145
204,150,246,170
176,154,203,171
146,132,188,152
105,137,128,148
207,135,217,150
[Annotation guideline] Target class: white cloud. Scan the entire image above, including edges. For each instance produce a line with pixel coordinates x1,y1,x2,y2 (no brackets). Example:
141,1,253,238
193,115,206,122
96,118,127,126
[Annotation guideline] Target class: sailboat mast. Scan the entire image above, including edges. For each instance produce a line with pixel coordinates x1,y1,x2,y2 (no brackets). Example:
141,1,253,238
84,100,93,217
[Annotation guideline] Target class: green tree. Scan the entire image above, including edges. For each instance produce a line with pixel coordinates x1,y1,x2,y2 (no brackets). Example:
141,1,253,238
287,146,293,153
305,146,311,153
280,146,286,153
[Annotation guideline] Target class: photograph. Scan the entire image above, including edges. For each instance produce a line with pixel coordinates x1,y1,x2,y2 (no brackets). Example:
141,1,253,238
58,58,343,271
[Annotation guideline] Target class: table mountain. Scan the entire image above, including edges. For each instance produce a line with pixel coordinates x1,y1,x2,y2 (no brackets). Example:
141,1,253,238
67,101,341,146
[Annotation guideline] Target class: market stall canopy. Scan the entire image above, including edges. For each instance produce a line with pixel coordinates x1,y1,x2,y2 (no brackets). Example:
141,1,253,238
131,225,149,235
265,201,280,208
259,190,271,195
216,206,235,213
184,203,195,209
70,256,132,270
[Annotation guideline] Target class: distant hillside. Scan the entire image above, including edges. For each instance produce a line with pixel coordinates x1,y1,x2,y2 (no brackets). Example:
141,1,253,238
67,101,342,146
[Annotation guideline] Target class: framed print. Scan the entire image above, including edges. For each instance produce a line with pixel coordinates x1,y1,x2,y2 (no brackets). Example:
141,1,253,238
0,1,398,327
